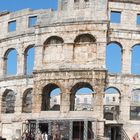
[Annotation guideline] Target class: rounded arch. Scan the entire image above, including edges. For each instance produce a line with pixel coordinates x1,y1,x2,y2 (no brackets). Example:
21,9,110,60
104,87,121,103
41,83,61,111
4,48,18,76
70,82,95,111
104,87,120,120
4,48,17,58
2,89,16,113
44,36,64,45
104,86,121,95
24,44,35,54
106,42,122,73
131,44,140,74
74,33,96,44
24,45,35,75
107,41,123,49
22,88,33,113
70,82,94,94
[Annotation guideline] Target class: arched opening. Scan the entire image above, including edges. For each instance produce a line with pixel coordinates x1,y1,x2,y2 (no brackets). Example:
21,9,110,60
130,89,140,120
4,48,17,76
41,83,61,111
70,82,94,111
131,45,140,74
74,34,96,63
106,42,122,73
24,45,35,75
1,89,16,113
22,88,32,113
44,36,64,45
104,87,120,120
43,36,64,63
74,33,96,44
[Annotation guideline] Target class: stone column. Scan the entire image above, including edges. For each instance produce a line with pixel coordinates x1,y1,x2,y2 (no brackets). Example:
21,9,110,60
96,121,105,138
34,45,43,71
0,88,3,114
93,70,106,120
60,91,70,115
32,82,42,113
58,0,62,11
15,86,22,114
96,42,106,69
122,47,131,74
0,47,4,78
34,27,43,71
119,84,131,122
69,121,73,140
67,0,74,11
17,52,24,76
83,120,88,140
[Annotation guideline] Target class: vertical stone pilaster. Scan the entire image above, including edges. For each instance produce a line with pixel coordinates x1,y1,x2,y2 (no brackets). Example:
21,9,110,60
67,0,74,11
34,45,43,71
32,83,42,113
93,70,106,120
119,84,131,122
15,87,22,114
17,53,24,76
122,48,131,74
58,0,62,11
60,92,70,114
0,47,4,78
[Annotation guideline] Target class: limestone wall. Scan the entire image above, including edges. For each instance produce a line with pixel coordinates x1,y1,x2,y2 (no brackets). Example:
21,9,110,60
0,0,139,139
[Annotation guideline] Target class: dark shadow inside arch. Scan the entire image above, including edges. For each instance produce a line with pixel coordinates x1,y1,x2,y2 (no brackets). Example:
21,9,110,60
22,88,32,113
4,48,17,76
131,45,140,75
70,82,94,111
74,33,96,44
24,45,35,75
41,83,61,111
106,42,122,73
2,89,16,113
44,36,64,45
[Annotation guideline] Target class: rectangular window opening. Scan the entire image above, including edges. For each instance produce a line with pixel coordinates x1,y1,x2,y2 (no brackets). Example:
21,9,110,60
8,20,16,32
130,106,140,120
110,11,121,23
28,16,37,28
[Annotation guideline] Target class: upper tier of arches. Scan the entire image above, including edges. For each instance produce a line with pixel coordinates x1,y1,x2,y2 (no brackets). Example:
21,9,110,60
2,34,140,77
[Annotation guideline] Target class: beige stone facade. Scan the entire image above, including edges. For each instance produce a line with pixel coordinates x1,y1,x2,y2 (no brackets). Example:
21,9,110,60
0,0,140,140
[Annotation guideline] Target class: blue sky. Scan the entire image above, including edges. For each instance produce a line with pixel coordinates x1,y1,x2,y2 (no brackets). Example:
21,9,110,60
0,0,57,11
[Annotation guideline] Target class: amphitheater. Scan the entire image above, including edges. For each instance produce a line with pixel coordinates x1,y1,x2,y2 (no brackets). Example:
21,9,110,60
0,0,140,139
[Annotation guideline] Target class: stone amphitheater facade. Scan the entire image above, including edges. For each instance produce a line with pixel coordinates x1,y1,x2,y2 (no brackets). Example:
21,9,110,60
0,0,140,140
